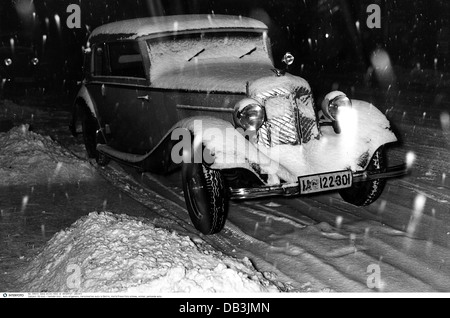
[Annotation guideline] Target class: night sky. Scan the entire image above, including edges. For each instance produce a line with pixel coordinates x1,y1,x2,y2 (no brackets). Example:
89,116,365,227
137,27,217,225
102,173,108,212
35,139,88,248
0,0,449,86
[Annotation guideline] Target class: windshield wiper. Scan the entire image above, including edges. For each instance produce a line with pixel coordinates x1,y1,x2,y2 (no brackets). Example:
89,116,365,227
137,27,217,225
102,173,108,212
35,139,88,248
239,47,257,59
188,48,205,62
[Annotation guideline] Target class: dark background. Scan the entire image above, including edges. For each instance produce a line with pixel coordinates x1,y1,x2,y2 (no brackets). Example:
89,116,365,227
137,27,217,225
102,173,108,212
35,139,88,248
1,0,449,94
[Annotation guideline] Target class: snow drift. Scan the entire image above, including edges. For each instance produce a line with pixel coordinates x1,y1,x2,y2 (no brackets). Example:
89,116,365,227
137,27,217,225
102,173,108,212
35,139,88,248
18,212,280,293
0,125,95,186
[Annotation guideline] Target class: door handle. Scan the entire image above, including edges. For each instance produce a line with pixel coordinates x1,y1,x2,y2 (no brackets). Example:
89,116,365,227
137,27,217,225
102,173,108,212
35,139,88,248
137,95,150,101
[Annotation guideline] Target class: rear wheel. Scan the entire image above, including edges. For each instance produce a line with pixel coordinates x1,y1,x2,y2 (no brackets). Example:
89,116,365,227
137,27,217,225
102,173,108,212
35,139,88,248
77,105,110,166
182,145,228,235
339,148,386,206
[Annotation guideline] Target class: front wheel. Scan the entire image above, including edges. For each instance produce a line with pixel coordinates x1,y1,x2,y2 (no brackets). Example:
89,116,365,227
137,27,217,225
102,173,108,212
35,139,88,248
182,156,228,235
339,148,387,206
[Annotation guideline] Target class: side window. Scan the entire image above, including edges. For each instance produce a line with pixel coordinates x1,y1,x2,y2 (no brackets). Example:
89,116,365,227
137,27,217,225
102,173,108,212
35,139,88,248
108,42,145,78
93,44,109,76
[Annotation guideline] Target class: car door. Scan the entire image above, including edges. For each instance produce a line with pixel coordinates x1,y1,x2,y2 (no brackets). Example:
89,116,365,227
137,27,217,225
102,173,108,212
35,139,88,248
92,40,169,155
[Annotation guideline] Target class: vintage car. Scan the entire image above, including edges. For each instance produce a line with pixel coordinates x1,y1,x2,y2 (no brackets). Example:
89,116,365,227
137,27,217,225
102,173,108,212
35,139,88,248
70,15,408,235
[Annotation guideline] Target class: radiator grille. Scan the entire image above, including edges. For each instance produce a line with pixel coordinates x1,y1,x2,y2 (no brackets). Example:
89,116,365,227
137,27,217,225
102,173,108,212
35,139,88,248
258,108,300,147
256,86,317,148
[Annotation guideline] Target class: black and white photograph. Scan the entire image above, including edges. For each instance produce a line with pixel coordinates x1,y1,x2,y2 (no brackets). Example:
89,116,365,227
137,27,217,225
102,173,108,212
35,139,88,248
0,0,449,299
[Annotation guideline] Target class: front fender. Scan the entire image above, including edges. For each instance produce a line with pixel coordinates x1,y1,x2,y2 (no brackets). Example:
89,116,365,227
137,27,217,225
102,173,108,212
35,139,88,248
326,99,398,169
170,116,296,185
264,100,398,179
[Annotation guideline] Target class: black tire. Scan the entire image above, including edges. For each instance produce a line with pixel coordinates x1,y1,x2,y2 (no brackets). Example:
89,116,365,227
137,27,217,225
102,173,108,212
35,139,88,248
78,105,110,166
182,148,228,235
339,148,387,206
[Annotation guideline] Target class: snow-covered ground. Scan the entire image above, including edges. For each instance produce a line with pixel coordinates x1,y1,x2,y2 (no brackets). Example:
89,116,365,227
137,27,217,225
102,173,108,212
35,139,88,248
0,121,281,293
20,211,279,293
0,125,95,187
0,75,449,294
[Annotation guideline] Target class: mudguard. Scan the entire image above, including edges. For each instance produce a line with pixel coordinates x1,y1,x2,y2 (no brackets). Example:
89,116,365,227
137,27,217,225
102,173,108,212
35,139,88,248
69,85,99,137
73,85,97,118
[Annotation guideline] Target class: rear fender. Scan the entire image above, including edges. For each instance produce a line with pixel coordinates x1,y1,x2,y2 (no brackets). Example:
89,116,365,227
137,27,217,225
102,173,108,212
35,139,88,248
70,85,99,136
74,85,97,117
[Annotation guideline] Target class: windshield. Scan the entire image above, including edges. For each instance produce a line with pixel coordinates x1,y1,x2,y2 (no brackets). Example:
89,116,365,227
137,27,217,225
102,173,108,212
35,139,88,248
147,30,273,74
146,30,275,92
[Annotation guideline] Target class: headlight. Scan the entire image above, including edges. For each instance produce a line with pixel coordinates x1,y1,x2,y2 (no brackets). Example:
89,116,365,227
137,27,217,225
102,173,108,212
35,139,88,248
233,98,265,131
4,58,12,66
31,57,39,66
321,91,352,121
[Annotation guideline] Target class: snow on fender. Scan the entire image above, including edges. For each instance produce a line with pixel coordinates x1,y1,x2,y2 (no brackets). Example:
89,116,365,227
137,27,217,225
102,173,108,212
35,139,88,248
171,116,297,185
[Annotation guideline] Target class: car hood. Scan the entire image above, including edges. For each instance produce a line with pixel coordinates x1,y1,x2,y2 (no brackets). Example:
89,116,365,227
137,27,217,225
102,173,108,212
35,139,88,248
150,59,276,94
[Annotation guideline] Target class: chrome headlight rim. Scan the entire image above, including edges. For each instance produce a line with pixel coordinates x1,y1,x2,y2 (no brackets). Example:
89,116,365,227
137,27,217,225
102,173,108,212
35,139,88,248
321,91,352,121
233,98,266,132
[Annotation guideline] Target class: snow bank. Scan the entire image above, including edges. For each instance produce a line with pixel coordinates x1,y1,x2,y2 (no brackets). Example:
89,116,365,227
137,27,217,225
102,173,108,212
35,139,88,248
0,125,95,186
18,212,280,293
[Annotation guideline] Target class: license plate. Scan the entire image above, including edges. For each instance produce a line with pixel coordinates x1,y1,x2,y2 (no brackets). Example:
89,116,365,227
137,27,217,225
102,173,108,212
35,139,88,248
299,171,353,195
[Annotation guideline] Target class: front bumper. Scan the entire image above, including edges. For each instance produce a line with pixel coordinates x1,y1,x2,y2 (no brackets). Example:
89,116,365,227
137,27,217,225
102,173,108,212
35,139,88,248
229,163,409,200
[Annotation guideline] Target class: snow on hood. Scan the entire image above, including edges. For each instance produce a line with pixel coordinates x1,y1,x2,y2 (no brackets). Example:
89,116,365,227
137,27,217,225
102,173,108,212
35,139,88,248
18,212,280,293
151,60,275,93
0,125,95,186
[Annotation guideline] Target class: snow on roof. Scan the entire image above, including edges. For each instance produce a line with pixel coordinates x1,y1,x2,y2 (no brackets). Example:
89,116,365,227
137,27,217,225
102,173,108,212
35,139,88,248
89,15,268,42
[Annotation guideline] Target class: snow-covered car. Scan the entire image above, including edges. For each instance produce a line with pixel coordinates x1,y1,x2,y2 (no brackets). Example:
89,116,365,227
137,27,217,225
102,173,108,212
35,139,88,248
70,15,408,235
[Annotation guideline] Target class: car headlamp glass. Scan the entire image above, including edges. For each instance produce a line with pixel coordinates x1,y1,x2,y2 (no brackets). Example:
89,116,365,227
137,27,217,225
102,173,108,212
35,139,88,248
321,92,352,121
233,98,265,131
4,58,12,66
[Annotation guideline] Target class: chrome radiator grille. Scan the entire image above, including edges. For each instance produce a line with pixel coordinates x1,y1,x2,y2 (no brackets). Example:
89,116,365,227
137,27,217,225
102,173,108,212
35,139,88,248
258,110,300,147
256,86,318,148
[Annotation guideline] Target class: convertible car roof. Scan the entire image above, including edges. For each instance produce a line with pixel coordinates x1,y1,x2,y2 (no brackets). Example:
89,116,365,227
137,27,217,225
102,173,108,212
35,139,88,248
89,14,268,42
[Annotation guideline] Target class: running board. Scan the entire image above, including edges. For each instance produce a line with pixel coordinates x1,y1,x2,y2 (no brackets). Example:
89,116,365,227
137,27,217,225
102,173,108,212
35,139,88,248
97,144,149,163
